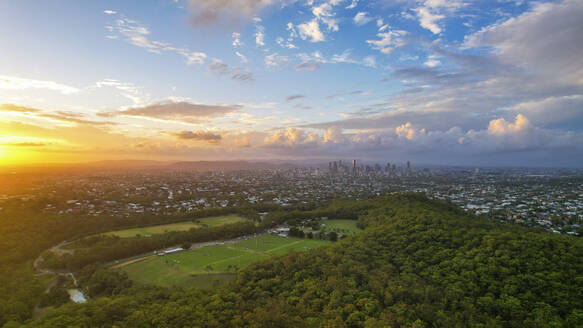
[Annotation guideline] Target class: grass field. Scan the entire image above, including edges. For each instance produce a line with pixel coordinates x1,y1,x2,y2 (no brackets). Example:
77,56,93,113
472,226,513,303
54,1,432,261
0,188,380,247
102,214,246,238
321,219,362,235
120,234,329,288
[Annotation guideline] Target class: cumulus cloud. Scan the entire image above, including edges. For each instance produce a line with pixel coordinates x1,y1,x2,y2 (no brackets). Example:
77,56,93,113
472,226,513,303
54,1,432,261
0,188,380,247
169,130,222,142
396,122,426,140
262,114,582,165
264,128,319,148
297,19,325,42
487,114,532,136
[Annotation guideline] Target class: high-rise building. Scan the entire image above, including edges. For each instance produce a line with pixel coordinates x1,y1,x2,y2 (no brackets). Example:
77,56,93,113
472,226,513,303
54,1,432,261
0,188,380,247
352,160,356,172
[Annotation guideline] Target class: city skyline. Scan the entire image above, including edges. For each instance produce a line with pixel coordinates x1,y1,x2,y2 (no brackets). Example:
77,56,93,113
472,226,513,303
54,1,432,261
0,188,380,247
1,0,582,167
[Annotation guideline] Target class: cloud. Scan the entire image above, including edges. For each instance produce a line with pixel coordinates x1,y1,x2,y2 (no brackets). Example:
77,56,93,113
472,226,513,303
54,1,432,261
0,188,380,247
326,90,372,100
330,49,358,64
366,29,408,54
231,71,254,82
262,114,583,165
295,62,320,71
346,0,358,9
100,101,240,123
413,6,444,34
311,2,339,31
463,0,583,86
235,51,248,63
0,104,39,113
1,104,115,126
186,0,276,25
363,56,376,68
232,32,243,47
94,79,149,105
0,75,79,94
264,128,319,148
105,13,207,65
396,122,425,140
255,24,265,46
294,51,328,71
275,22,299,49
412,0,465,34
0,136,60,148
353,12,373,26
286,94,305,102
233,135,251,147
424,55,441,67
487,114,532,136
508,95,583,128
103,10,117,15
208,58,230,75
297,19,325,42
169,130,222,142
265,53,289,68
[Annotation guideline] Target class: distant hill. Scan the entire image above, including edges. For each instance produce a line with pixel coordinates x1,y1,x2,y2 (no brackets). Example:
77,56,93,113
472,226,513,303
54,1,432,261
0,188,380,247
168,160,298,171
0,160,298,174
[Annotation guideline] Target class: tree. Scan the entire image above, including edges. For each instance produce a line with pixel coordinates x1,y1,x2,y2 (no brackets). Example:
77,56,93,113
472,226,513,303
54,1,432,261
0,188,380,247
329,231,338,241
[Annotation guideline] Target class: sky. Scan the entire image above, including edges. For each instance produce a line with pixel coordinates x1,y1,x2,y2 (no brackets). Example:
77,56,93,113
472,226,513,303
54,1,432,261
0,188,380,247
0,0,582,167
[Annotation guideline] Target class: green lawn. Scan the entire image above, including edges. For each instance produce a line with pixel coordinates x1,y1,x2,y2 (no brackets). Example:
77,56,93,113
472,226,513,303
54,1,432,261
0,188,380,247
102,214,246,238
120,235,329,288
321,219,362,235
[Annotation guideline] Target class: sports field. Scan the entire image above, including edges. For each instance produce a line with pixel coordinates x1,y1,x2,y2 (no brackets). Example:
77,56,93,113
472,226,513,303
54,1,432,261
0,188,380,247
321,219,362,235
119,234,328,287
102,214,246,238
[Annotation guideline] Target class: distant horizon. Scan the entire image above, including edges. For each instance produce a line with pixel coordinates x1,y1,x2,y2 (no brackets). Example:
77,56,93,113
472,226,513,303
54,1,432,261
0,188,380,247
2,158,582,170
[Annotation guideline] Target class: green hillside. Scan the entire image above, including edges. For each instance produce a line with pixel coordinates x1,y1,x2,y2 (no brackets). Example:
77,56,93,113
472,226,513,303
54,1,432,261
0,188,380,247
26,194,583,327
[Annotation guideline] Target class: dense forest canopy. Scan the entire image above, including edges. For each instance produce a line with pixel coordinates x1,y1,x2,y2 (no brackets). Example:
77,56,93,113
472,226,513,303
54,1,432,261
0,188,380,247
6,194,579,327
